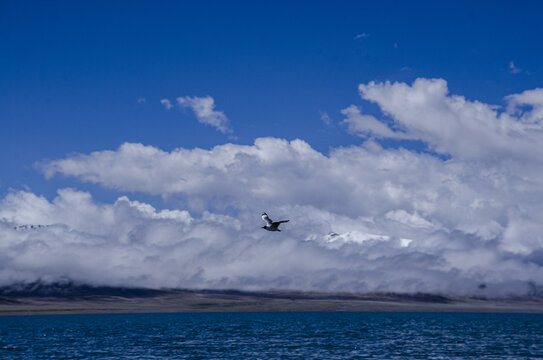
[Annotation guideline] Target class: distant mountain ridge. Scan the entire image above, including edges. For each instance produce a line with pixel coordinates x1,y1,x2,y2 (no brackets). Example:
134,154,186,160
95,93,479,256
0,281,453,302
12,224,50,230
0,281,168,298
1,280,542,302
2,281,543,315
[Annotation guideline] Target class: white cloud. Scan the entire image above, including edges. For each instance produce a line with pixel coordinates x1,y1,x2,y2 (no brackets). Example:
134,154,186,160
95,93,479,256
41,138,454,218
341,105,409,139
319,111,332,126
9,77,543,295
1,188,542,295
354,78,543,162
176,95,232,134
385,209,434,229
137,98,146,104
505,88,543,124
354,33,370,39
160,98,173,110
509,60,522,74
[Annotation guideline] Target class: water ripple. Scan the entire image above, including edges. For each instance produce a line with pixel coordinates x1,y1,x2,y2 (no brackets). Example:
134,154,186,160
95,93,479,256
0,312,542,359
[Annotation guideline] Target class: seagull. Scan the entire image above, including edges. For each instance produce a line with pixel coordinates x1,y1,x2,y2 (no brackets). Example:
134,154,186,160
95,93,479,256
261,212,289,232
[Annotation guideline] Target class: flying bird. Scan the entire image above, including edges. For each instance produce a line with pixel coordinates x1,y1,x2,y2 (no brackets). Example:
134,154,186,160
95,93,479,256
261,212,289,232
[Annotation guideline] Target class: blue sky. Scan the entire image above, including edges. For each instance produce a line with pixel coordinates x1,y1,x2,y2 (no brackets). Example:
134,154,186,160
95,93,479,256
2,0,542,203
2,1,543,293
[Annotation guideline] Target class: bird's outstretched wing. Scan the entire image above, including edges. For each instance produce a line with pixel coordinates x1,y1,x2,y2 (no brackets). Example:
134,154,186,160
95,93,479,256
274,220,289,224
262,213,273,226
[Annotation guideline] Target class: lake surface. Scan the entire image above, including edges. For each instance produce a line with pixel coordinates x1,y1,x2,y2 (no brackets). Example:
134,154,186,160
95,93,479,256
1,312,542,359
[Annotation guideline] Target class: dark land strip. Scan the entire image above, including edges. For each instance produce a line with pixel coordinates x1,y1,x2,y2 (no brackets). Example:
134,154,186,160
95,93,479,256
0,283,542,315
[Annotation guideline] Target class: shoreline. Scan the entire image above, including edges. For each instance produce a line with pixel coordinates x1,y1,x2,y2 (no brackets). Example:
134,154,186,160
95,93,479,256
1,290,542,316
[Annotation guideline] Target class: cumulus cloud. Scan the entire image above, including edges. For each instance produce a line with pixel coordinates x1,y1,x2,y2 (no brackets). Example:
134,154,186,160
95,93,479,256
7,77,543,296
176,96,232,134
353,78,543,162
40,137,455,219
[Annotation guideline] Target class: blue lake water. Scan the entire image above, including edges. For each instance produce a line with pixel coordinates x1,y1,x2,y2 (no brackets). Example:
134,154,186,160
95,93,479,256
1,312,542,359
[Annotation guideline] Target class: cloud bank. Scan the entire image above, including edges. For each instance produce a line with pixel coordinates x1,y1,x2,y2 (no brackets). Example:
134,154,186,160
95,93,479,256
4,78,543,296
